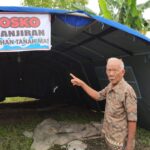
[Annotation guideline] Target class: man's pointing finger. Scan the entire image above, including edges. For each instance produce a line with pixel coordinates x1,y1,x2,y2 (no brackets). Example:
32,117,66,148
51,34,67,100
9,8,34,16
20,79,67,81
70,73,76,79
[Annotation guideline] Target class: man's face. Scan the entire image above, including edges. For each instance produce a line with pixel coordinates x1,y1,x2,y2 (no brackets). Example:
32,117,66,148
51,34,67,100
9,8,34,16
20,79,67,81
106,61,125,86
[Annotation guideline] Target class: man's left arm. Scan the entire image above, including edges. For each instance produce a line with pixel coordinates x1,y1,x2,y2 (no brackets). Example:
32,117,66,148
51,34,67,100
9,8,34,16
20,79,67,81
126,121,137,150
124,86,137,150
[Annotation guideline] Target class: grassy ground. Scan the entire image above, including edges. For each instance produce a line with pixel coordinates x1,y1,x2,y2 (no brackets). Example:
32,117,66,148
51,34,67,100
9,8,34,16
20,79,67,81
0,101,150,150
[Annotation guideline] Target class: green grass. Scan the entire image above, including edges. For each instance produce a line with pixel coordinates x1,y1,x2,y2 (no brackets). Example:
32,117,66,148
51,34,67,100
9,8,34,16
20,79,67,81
0,121,150,150
0,123,33,150
137,127,150,146
0,106,150,150
50,110,103,124
0,112,49,150
0,106,103,150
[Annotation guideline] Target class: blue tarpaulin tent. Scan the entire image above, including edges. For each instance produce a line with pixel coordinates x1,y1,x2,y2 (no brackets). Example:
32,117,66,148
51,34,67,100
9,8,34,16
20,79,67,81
0,6,150,130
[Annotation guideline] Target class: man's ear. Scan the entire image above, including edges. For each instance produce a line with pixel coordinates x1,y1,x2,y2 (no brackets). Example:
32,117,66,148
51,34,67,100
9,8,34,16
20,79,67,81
122,69,125,76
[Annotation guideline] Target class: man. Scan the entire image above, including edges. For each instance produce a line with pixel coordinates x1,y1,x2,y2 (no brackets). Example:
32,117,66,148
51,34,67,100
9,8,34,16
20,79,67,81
70,57,137,150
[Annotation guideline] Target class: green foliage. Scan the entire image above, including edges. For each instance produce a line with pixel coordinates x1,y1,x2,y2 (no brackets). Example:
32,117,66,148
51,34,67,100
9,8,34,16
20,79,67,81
118,0,143,30
98,0,149,32
98,0,112,19
23,0,88,10
23,0,149,32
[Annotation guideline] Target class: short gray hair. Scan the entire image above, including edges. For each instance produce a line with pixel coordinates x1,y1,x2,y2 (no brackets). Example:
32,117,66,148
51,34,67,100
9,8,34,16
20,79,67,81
107,57,125,70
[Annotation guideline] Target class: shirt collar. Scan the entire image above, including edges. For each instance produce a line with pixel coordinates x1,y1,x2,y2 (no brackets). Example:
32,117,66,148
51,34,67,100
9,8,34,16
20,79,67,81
107,78,125,93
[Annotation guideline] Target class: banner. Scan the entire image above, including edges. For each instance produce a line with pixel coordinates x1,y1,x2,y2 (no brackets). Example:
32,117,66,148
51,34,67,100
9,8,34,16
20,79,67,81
0,13,51,52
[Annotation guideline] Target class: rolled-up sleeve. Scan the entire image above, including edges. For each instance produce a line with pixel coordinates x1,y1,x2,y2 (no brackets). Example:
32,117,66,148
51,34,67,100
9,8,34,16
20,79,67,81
98,87,107,101
124,87,137,121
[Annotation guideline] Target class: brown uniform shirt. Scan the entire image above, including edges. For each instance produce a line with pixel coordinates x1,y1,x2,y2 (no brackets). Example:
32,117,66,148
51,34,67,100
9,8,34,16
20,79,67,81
98,78,137,147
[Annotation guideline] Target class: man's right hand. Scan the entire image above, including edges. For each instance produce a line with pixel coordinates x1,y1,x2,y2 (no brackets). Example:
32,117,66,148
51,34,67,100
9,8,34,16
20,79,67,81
70,73,84,87
70,73,100,100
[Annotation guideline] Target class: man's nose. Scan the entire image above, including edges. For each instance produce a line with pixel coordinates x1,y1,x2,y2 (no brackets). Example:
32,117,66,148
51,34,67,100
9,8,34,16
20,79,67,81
109,71,114,76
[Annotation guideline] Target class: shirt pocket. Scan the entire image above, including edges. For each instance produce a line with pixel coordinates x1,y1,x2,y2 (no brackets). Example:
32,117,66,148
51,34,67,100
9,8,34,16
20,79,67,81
108,93,125,118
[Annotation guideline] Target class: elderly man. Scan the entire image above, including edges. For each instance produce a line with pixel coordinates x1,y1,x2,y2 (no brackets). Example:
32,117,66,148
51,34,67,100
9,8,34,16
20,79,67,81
70,57,137,150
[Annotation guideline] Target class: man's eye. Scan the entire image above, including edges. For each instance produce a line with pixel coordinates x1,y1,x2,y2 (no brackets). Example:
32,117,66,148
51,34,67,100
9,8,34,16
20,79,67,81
113,69,117,72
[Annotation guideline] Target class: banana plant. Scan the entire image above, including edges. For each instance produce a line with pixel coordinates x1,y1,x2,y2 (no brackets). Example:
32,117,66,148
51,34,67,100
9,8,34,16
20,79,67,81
98,0,149,32
98,0,113,19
